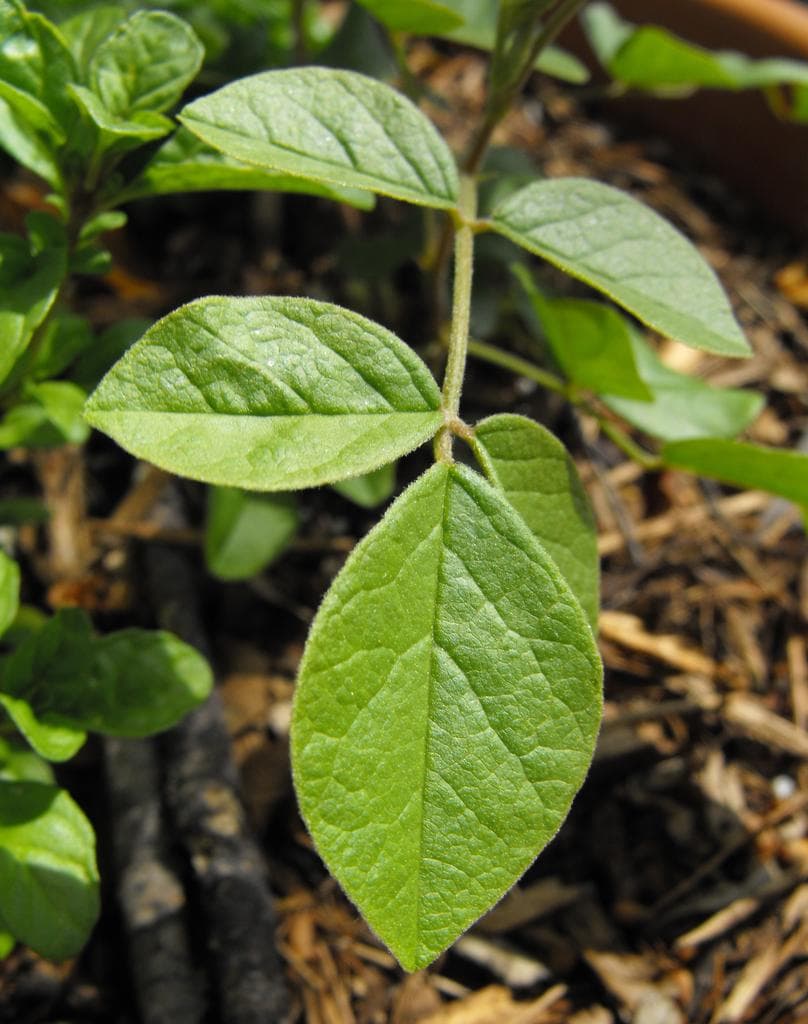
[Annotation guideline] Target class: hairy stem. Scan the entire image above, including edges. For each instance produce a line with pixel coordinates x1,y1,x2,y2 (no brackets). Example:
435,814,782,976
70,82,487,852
436,177,477,463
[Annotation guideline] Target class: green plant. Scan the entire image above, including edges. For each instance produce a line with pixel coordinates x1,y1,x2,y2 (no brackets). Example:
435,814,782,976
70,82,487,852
3,0,808,973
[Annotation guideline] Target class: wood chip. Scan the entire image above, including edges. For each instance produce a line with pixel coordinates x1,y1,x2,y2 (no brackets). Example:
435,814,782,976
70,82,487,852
453,935,550,989
723,694,808,758
477,879,584,934
599,611,718,676
419,983,567,1024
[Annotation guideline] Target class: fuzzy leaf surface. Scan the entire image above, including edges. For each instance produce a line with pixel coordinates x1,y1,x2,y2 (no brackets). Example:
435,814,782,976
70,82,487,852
85,297,443,490
491,178,749,357
602,329,763,441
292,463,602,970
114,128,373,209
205,487,298,580
0,781,99,960
472,415,599,631
662,439,808,506
180,68,459,209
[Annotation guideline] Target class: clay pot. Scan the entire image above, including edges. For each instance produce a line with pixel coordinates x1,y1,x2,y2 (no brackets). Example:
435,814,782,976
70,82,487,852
564,0,808,231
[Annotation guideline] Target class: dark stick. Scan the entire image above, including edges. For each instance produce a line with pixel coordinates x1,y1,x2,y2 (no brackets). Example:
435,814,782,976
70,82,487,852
146,542,290,1024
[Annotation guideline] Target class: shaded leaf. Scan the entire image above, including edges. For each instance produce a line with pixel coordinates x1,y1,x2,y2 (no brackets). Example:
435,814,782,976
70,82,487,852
355,0,463,33
0,780,99,960
513,266,651,400
0,382,90,449
472,414,599,631
602,328,763,441
180,67,459,209
0,96,62,186
85,297,443,490
0,551,19,640
0,738,54,784
662,439,808,506
333,462,396,508
492,178,750,357
205,487,298,580
292,463,602,970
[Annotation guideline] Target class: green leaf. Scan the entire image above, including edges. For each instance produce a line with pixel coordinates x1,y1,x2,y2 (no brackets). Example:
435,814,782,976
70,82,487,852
584,2,808,117
112,128,373,210
205,487,298,580
0,930,13,959
292,463,602,970
85,296,443,490
0,96,62,187
491,178,750,358
0,551,19,640
0,780,99,960
513,267,651,400
29,312,94,381
58,4,127,74
70,317,148,392
179,68,460,209
355,0,464,33
0,214,68,387
88,10,204,117
662,439,808,506
333,462,396,508
472,415,599,631
0,738,54,784
73,629,212,737
602,328,764,441
0,0,77,139
0,382,90,449
67,82,173,150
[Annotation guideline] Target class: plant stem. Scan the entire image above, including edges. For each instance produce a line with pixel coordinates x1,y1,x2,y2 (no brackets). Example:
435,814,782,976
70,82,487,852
467,338,569,397
436,177,477,463
291,0,308,64
584,408,663,470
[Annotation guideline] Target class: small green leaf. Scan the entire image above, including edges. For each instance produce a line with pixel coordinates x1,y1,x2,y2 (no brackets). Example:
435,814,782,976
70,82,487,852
205,487,298,580
180,68,460,209
70,318,148,392
662,439,808,506
513,267,651,400
0,382,90,449
292,463,602,970
0,551,19,640
0,96,62,187
0,930,13,959
88,10,203,117
333,462,396,508
85,297,443,491
58,4,127,74
472,415,599,631
30,312,94,381
602,328,764,441
67,82,173,149
113,128,373,210
0,780,99,960
355,0,464,33
0,738,54,784
491,178,750,358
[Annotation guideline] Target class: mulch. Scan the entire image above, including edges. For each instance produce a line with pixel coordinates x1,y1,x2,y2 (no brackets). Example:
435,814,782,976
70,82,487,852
1,43,806,1024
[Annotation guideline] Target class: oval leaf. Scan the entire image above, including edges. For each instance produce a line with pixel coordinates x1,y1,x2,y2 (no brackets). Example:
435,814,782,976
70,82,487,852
0,780,99,960
472,415,599,631
292,463,602,970
355,0,464,33
491,178,750,357
180,68,460,209
662,439,808,506
85,297,443,491
205,487,298,580
332,462,396,508
0,551,19,640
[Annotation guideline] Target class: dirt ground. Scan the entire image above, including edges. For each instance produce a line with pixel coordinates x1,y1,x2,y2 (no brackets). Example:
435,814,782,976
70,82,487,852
1,45,807,1024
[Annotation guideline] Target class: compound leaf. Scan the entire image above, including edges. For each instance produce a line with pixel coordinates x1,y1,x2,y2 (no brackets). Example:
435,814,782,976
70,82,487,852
180,67,460,209
662,439,808,506
602,328,763,441
88,10,203,117
85,297,443,490
292,462,602,970
491,178,750,357
205,487,298,580
113,127,373,210
472,415,599,631
0,551,19,640
0,780,99,960
513,267,651,400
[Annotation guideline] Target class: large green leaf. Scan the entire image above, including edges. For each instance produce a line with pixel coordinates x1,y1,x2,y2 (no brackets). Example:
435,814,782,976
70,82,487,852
602,328,763,441
0,780,99,960
355,0,464,33
292,462,602,970
513,267,651,400
584,2,808,120
491,178,750,358
662,439,808,506
472,415,599,631
112,128,373,210
0,551,19,640
85,297,443,490
88,10,203,117
180,68,460,209
205,487,298,580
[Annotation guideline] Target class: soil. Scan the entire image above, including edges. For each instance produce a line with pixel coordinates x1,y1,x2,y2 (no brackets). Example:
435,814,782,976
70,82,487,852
1,43,807,1024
